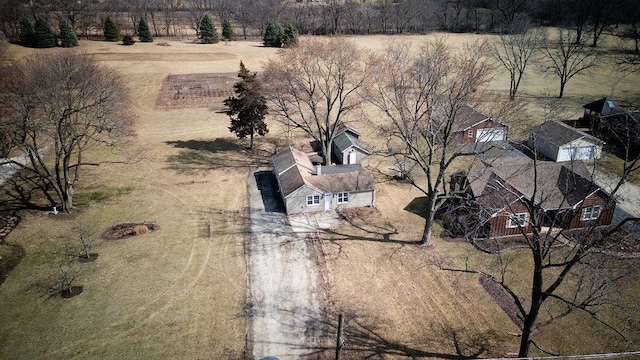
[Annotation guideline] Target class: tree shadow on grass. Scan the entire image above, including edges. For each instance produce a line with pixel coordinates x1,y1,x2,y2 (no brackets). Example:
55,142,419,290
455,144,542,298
404,196,430,219
164,137,272,174
257,307,504,359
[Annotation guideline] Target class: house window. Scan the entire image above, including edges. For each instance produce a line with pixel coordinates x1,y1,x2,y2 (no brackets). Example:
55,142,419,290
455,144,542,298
306,195,320,206
507,213,527,228
337,192,349,204
468,130,474,138
582,206,601,220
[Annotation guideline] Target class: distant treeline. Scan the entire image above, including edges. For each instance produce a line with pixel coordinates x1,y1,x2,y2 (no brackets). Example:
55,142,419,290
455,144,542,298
1,0,639,45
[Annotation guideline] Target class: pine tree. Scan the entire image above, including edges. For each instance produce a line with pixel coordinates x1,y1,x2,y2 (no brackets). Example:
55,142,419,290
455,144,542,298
137,18,153,42
222,19,234,41
34,18,57,48
19,17,35,46
224,61,268,149
263,23,284,47
282,24,298,47
103,17,120,42
59,20,78,47
198,15,219,44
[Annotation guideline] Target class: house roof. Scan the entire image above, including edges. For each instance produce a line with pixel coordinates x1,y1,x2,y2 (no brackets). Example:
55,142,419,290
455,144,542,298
468,159,604,213
336,123,361,137
333,131,370,154
530,120,603,147
452,105,508,132
273,147,375,198
583,97,628,117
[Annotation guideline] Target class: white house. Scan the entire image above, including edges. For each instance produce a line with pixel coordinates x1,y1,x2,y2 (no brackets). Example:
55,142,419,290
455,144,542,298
528,120,604,162
273,147,375,214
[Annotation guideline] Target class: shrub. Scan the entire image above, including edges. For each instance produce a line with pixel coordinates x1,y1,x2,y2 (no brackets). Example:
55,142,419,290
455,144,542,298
122,35,135,45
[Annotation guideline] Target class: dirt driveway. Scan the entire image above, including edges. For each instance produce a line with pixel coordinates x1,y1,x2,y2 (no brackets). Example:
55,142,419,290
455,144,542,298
247,170,326,359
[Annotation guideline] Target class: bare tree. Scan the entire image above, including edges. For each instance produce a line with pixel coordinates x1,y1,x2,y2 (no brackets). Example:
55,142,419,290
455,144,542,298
262,37,371,165
488,25,545,100
366,38,494,245
541,28,599,98
442,135,640,356
0,52,135,212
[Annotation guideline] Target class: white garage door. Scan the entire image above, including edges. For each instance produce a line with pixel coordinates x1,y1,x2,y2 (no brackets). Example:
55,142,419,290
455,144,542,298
476,128,506,142
561,146,595,161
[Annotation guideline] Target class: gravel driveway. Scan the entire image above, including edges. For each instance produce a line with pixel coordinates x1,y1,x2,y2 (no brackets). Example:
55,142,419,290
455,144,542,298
591,166,640,236
247,170,326,359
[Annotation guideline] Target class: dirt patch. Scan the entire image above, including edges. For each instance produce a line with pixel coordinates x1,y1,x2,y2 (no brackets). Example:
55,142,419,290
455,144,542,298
102,221,157,240
565,226,640,257
60,285,84,299
156,73,237,109
78,253,99,263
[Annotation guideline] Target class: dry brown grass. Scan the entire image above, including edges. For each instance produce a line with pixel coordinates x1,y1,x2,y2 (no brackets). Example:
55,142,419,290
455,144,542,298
0,31,638,359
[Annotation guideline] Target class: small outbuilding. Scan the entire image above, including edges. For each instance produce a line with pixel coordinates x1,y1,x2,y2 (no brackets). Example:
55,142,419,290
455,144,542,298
528,120,603,162
331,124,370,165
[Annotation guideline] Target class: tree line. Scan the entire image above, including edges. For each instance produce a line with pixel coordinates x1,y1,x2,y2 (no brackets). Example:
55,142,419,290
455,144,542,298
1,0,638,47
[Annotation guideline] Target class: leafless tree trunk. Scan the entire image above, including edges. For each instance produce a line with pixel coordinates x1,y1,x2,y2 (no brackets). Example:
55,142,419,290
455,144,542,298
488,25,545,100
365,39,494,245
0,52,135,212
263,38,371,165
541,28,599,98
441,119,640,357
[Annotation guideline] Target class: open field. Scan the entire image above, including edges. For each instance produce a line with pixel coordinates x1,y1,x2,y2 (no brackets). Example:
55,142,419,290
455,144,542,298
1,31,639,359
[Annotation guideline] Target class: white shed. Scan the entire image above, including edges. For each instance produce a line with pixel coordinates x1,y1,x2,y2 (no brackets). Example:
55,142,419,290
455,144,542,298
528,121,604,162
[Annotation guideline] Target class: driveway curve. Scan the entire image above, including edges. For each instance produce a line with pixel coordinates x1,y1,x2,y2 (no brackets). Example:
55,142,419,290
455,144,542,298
247,170,326,359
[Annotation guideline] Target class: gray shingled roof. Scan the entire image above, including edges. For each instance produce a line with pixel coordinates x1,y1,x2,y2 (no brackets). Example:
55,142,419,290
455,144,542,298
531,120,602,147
333,131,370,154
273,147,375,198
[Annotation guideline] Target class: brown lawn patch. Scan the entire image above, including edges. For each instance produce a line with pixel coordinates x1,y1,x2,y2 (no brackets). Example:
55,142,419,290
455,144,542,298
156,73,237,109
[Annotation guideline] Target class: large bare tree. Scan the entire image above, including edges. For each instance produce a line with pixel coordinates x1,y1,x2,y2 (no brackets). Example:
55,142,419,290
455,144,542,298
262,37,371,165
488,25,545,100
541,27,599,98
0,52,134,212
442,109,640,356
366,38,494,245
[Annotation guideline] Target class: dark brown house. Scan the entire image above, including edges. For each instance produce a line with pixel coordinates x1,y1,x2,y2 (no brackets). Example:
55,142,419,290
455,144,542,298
450,159,615,238
451,105,509,144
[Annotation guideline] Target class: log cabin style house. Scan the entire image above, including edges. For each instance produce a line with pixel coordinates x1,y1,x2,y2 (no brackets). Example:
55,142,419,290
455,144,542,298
450,158,615,238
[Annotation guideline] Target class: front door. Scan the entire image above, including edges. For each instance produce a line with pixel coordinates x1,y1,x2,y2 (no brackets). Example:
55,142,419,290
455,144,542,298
325,193,333,211
348,151,357,164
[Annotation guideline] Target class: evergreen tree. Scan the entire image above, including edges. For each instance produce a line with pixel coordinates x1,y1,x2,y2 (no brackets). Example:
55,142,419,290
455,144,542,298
224,61,268,149
19,17,35,46
198,15,219,44
103,17,120,42
34,18,57,48
137,18,153,42
263,23,284,47
59,20,78,47
282,24,298,47
222,19,234,41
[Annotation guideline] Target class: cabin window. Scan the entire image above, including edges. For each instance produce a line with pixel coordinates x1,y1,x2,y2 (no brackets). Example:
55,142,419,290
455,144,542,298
507,213,527,228
306,195,320,206
337,192,349,204
468,130,474,138
582,206,601,220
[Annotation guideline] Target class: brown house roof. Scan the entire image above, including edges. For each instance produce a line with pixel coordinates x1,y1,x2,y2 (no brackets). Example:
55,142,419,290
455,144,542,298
452,105,508,132
468,159,605,213
273,147,375,198
530,120,603,147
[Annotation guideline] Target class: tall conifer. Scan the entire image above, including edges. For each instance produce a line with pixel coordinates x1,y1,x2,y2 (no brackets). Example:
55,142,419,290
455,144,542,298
59,20,78,47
